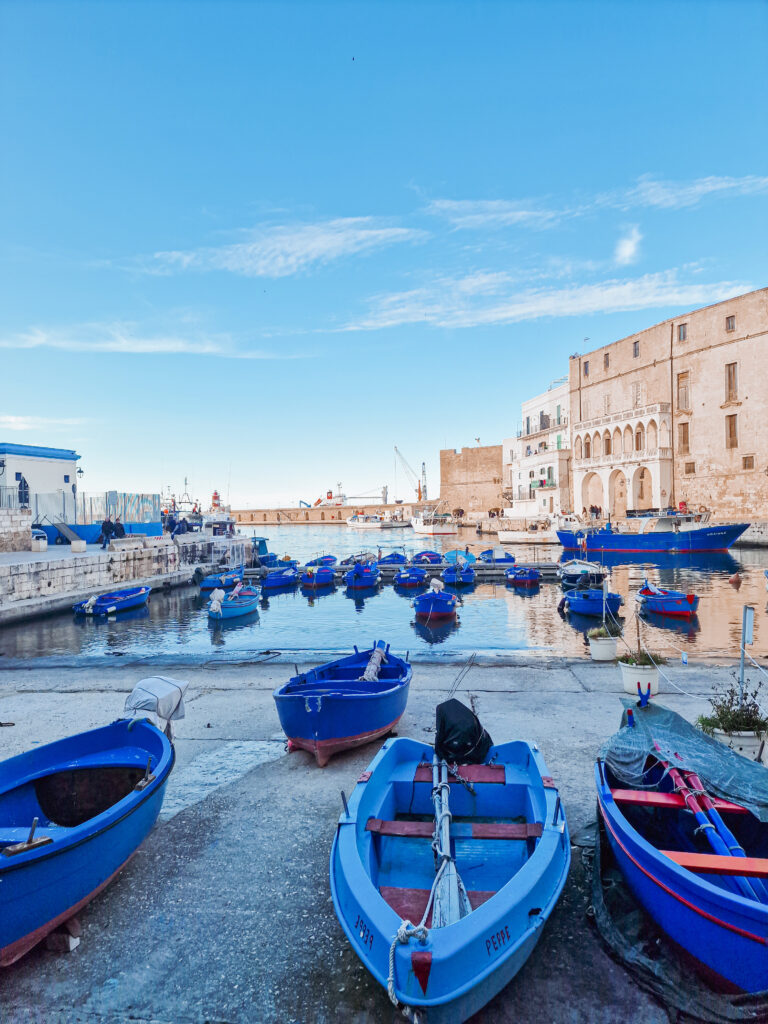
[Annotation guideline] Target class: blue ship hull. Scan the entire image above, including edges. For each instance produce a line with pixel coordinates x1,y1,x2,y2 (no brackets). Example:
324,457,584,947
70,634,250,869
73,586,151,615
273,643,411,767
557,523,748,553
0,719,173,965
330,737,570,1021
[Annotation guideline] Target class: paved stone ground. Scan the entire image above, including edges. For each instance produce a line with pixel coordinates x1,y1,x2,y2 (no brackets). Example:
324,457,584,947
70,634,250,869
0,659,739,1023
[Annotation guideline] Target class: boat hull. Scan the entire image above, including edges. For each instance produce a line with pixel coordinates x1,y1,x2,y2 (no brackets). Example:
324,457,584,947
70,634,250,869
637,593,700,618
73,587,151,615
411,518,458,535
557,523,749,553
565,592,622,617
208,596,260,619
199,569,243,591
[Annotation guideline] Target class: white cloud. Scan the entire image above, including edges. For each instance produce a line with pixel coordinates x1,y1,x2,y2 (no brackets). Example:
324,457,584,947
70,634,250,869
614,225,642,266
0,415,86,432
0,323,304,359
344,269,751,332
151,217,425,278
602,174,768,211
424,198,562,230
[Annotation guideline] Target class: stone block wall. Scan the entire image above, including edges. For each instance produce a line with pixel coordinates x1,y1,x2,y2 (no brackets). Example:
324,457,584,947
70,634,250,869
439,446,504,517
0,508,32,553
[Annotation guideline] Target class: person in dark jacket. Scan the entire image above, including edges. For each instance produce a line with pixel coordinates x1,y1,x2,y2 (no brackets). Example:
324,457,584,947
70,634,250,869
100,516,114,549
113,516,126,539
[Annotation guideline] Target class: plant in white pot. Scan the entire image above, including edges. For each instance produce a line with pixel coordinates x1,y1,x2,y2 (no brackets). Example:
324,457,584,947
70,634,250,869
696,676,768,763
587,620,622,661
618,619,665,696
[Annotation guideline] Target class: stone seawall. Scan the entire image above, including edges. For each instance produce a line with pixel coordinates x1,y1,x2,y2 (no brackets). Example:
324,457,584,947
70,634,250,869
0,508,32,552
233,502,427,526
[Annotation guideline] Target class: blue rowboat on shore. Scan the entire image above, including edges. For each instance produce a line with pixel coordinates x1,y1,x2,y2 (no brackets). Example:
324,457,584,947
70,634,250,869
199,567,244,591
0,717,174,966
273,642,411,767
330,735,570,1021
73,586,151,616
300,567,336,588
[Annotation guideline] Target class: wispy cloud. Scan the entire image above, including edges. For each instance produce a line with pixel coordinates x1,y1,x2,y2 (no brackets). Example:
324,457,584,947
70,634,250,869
344,269,751,332
0,415,86,432
601,174,768,212
0,323,306,359
424,198,563,230
614,225,642,266
150,217,426,278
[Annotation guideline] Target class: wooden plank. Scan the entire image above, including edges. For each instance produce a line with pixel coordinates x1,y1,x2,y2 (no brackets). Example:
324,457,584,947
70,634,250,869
661,849,768,877
379,885,495,926
366,818,542,840
413,763,506,784
611,788,748,815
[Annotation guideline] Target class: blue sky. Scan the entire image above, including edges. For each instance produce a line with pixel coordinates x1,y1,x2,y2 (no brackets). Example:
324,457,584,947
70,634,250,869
1,0,766,507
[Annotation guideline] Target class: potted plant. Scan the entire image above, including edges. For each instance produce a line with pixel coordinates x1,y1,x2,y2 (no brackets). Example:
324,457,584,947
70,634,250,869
696,676,768,762
587,620,622,661
618,619,665,695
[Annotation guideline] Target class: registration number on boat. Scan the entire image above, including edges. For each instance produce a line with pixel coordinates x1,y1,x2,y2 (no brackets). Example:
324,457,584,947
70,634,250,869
354,914,374,951
485,924,512,957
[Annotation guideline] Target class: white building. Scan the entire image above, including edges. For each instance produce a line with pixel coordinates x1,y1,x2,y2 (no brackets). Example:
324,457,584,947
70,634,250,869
0,443,81,507
502,379,572,520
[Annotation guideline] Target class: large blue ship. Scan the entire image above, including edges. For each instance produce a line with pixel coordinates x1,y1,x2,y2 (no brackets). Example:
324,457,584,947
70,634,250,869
557,512,749,554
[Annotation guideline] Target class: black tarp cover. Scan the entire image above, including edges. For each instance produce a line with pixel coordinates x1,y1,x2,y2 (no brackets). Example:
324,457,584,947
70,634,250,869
435,698,493,764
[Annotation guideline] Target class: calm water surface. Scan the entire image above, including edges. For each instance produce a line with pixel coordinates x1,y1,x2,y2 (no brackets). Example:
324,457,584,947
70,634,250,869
2,525,768,665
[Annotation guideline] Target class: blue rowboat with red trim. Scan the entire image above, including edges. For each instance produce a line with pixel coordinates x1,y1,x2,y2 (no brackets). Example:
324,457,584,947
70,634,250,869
412,550,442,564
273,642,411,767
344,561,381,588
506,568,541,588
306,554,337,567
394,567,428,589
377,552,407,566
208,586,261,620
262,567,299,590
0,718,173,966
596,755,768,991
330,736,570,1021
636,579,700,618
441,563,476,586
73,586,151,616
300,567,336,588
199,567,244,591
414,587,458,621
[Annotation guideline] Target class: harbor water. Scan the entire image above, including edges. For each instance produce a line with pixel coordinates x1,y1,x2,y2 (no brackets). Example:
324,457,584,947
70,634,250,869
1,524,767,665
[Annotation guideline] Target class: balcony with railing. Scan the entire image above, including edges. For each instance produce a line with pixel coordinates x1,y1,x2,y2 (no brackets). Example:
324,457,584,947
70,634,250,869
517,413,568,439
573,402,671,432
573,447,673,469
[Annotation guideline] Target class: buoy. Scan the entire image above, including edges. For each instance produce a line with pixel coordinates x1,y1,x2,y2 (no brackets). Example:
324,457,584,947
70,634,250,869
729,572,742,588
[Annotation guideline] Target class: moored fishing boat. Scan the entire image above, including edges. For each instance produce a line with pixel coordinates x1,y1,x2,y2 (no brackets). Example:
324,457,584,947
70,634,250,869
207,585,260,620
412,550,442,564
0,679,180,966
300,566,336,588
330,703,570,1021
636,579,700,618
199,566,244,591
377,551,407,565
557,512,749,554
344,561,381,589
596,701,768,992
394,567,428,589
73,586,151,616
506,567,541,587
441,562,476,586
411,504,459,536
557,559,606,589
414,581,458,620
261,567,299,590
346,514,404,530
563,588,622,617
478,548,516,564
273,642,411,767
306,554,338,567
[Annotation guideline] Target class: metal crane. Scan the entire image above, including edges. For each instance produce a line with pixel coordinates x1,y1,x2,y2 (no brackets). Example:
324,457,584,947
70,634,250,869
394,446,427,501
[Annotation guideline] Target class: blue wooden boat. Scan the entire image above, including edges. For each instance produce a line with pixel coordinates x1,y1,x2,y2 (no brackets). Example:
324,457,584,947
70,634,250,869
444,549,477,565
306,554,337,567
394,567,427,589
414,585,458,621
478,548,516,564
441,563,476,586
557,559,606,589
564,588,622,617
506,567,541,587
331,736,570,1021
73,586,151,616
0,718,173,966
199,566,244,591
340,551,377,566
636,579,699,618
344,561,381,588
261,567,299,590
412,550,442,564
558,514,748,554
273,642,411,767
377,552,407,565
300,566,336,588
596,745,768,991
208,586,260,620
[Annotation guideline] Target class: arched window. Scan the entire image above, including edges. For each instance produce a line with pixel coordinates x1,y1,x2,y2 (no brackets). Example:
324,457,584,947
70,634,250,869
575,436,583,460
635,424,645,451
584,436,591,459
603,431,611,455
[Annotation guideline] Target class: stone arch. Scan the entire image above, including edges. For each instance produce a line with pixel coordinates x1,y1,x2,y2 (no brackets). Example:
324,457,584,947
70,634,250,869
574,435,583,460
602,430,612,455
646,419,658,450
623,425,633,453
612,427,622,455
320,511,325,521
584,435,591,459
581,472,604,510
632,466,653,511
634,422,645,452
609,469,628,518
592,432,601,458
659,419,670,447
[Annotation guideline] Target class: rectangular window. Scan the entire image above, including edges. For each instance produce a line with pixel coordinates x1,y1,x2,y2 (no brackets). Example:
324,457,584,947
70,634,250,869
743,455,755,470
556,434,562,450
726,414,738,449
604,353,610,369
64,474,70,483
726,315,736,332
678,323,687,342
633,340,640,358
677,371,690,410
685,462,696,475
15,472,21,481
556,404,561,424
583,360,589,376
678,422,690,454
725,362,738,402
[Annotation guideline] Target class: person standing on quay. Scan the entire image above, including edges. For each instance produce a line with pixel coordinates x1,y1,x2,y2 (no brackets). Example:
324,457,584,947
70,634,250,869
100,515,114,549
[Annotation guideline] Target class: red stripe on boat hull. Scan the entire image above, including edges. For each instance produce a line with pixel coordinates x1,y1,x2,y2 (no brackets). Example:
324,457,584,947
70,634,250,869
286,714,403,768
0,852,135,967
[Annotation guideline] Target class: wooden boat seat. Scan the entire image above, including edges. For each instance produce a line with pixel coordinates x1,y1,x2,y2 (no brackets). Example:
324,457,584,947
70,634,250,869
413,763,506,785
661,850,768,877
380,885,496,926
367,818,542,840
612,789,748,814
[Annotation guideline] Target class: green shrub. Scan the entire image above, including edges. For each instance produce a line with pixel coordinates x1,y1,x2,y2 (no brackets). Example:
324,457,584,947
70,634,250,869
696,677,768,735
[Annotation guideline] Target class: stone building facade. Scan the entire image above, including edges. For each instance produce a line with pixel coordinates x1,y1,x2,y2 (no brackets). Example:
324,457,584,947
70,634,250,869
439,445,504,517
569,287,768,519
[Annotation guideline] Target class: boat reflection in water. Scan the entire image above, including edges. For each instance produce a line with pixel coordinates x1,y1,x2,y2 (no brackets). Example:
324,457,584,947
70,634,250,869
638,608,701,640
344,586,381,612
411,616,461,645
209,608,260,645
300,585,336,606
559,549,742,576
84,604,151,625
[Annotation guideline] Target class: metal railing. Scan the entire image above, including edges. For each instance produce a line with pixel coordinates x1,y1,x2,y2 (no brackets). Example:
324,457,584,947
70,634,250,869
30,491,161,526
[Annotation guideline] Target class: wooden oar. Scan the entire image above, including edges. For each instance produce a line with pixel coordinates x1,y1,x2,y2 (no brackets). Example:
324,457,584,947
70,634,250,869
674,754,768,903
653,741,760,902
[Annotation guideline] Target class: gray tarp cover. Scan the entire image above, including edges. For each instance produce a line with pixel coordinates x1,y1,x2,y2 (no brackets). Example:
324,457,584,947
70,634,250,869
602,699,768,823
124,676,188,723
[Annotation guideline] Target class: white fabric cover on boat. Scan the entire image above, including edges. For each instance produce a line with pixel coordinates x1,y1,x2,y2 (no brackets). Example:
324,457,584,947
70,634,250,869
430,578,445,592
209,587,226,614
125,676,188,737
